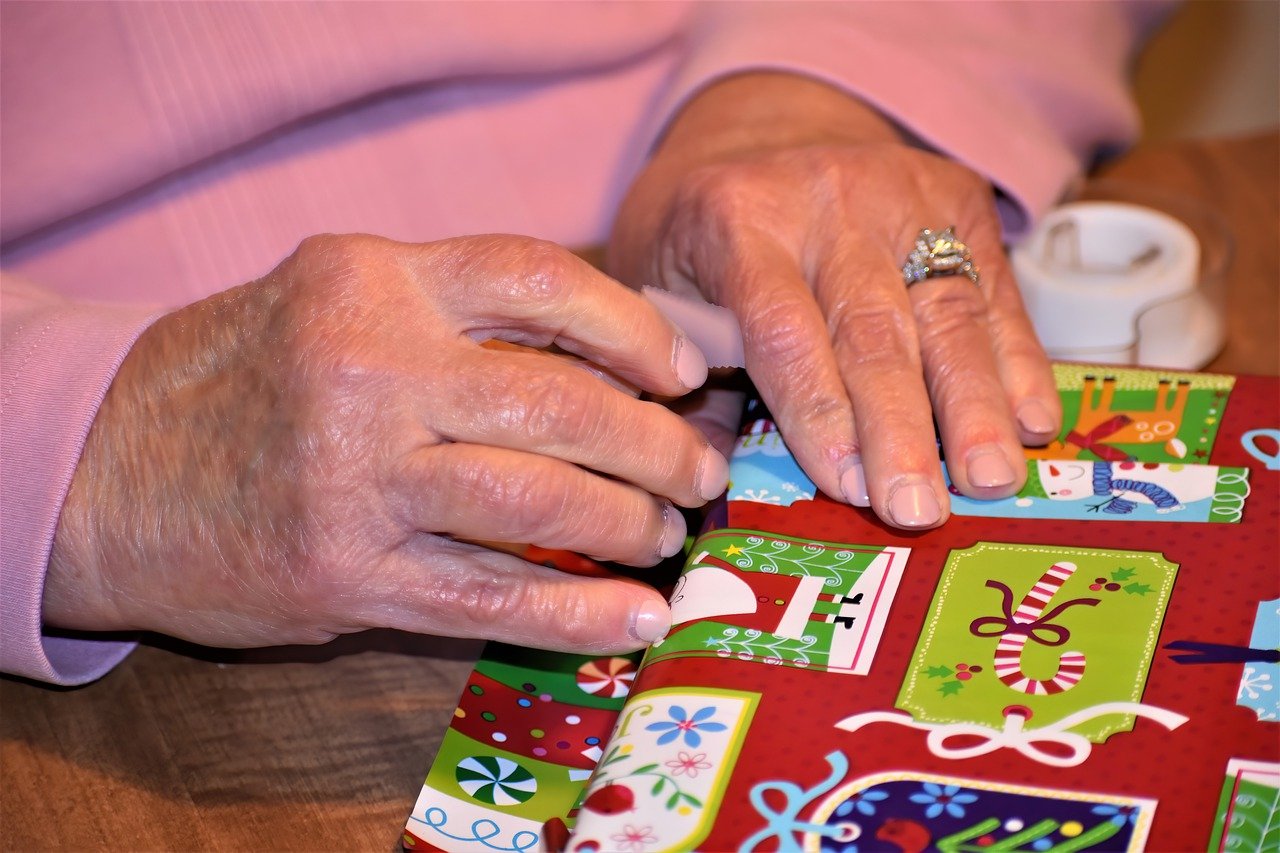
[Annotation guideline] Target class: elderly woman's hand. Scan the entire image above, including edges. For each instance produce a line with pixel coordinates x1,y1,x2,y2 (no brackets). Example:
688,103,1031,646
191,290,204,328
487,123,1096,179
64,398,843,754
610,73,1061,530
46,234,727,652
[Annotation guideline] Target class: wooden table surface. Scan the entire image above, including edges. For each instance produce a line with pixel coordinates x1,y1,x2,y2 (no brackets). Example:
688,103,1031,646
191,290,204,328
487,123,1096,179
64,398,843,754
3,132,1277,852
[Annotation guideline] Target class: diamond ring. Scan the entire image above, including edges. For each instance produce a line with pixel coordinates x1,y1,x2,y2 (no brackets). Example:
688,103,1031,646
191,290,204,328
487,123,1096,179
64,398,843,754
901,226,980,287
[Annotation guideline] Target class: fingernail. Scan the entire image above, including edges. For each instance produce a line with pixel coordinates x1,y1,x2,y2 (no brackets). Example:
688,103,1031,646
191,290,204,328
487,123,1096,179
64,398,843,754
887,478,942,528
966,443,1017,489
629,598,672,644
696,446,729,501
838,456,870,507
674,336,709,390
657,502,687,559
1016,399,1056,437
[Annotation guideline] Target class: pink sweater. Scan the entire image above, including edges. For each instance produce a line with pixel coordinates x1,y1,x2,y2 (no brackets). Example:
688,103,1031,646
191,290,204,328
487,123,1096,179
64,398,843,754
0,1,1165,684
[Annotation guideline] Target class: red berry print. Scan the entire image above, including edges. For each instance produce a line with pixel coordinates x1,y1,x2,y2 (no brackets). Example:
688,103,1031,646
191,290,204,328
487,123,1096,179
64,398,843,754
582,783,635,815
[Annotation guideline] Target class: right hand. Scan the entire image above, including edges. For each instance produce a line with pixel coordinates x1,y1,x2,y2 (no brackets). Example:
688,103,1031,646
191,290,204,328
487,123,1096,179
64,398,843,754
46,234,727,654
610,73,1059,530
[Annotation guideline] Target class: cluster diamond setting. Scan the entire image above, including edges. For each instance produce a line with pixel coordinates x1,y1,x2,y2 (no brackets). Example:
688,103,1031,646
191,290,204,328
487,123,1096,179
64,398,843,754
902,226,980,287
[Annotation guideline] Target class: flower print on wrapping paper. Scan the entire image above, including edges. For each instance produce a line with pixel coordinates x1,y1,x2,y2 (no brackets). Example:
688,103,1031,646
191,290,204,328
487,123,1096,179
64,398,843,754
645,706,728,747
664,751,713,778
610,824,658,852
1091,804,1139,827
908,783,978,819
834,788,889,817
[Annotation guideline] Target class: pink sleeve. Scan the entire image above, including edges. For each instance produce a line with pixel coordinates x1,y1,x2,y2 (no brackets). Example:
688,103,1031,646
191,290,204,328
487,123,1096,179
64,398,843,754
1,277,162,685
647,0,1173,239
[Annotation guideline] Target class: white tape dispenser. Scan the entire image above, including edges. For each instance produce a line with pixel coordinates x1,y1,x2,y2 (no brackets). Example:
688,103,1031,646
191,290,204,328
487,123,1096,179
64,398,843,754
1011,199,1228,370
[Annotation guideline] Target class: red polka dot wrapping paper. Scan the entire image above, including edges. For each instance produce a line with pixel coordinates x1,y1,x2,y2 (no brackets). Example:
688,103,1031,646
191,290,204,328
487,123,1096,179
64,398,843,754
403,369,1280,853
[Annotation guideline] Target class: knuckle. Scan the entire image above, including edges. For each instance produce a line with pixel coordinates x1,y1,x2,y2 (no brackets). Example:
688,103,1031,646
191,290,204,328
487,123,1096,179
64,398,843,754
829,298,914,367
272,238,372,344
680,165,758,229
293,233,349,267
266,242,416,412
513,370,598,443
289,233,381,286
507,238,578,303
453,456,565,538
796,395,853,444
454,570,531,629
745,296,819,367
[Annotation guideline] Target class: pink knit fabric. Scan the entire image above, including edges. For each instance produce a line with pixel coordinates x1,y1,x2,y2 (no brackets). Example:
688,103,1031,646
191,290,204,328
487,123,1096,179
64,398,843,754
0,1,1167,684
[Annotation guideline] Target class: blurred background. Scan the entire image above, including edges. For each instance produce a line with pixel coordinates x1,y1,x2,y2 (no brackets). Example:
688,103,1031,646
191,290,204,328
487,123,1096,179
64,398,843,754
1134,0,1278,141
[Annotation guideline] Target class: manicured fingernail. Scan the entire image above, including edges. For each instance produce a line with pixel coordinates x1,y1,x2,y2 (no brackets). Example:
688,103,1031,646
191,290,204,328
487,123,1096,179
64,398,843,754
887,478,942,528
697,446,729,501
839,456,870,507
1016,399,1056,437
629,599,671,644
966,443,1017,489
657,502,687,559
674,336,709,390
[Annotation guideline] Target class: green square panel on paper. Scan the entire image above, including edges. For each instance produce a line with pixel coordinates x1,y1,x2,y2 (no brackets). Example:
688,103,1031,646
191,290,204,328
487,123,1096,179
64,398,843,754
1206,759,1280,852
897,542,1177,741
1028,366,1234,464
643,529,907,676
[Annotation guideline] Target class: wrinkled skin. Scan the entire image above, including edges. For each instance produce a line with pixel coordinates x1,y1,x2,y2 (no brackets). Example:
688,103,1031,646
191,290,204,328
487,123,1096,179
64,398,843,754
47,71,1061,657
610,73,1061,529
47,234,728,652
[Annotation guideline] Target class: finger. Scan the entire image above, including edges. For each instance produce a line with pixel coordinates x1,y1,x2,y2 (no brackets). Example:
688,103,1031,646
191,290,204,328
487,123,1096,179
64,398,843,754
426,347,728,507
481,339,642,398
387,442,688,566
814,239,948,528
364,537,672,652
706,237,864,507
416,236,709,396
906,241,1027,499
666,385,748,461
983,255,1062,446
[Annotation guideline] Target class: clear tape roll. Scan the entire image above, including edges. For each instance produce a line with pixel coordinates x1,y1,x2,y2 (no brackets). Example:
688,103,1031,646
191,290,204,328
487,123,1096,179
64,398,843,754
1011,200,1226,370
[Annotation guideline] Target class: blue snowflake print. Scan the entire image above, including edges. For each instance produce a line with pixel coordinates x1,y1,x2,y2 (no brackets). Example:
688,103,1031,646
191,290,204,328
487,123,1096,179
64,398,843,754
908,783,978,819
1091,804,1138,827
644,705,728,747
834,789,889,818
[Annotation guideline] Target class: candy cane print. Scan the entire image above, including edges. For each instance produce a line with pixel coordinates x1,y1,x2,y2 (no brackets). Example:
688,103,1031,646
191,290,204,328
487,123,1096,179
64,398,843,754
993,562,1088,695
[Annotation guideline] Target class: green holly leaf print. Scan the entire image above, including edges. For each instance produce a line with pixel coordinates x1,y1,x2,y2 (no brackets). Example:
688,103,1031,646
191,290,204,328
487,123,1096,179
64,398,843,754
1112,566,1137,581
599,745,630,769
1124,582,1153,596
938,680,964,697
926,665,954,679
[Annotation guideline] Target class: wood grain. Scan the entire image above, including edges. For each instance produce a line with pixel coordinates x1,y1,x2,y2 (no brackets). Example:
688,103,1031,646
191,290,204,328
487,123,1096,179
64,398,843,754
2,132,1276,852
1,634,481,851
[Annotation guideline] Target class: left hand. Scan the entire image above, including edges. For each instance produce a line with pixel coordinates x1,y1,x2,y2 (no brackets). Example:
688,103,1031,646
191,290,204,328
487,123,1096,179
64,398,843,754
609,72,1061,530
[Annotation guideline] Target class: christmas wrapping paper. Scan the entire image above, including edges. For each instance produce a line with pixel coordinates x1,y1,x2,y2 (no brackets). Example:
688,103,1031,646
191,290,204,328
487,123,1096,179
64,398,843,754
403,366,1279,852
